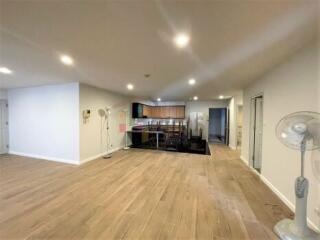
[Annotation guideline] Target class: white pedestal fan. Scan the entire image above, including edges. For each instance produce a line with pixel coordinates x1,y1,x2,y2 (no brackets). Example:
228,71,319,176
122,109,130,150
103,107,112,159
274,111,320,240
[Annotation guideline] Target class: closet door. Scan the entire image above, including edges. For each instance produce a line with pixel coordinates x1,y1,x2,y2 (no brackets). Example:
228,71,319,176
253,97,263,171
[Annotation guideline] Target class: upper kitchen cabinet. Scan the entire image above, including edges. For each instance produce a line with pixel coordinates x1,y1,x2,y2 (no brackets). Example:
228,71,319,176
176,106,185,119
132,103,144,118
132,103,185,119
142,105,151,118
151,106,161,118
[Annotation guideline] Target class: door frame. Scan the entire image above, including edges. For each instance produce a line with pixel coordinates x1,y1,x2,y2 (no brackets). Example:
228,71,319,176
208,107,229,145
0,100,9,154
249,94,264,172
236,104,243,149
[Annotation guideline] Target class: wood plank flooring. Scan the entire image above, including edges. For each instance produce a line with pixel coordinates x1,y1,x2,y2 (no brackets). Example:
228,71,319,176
0,145,293,240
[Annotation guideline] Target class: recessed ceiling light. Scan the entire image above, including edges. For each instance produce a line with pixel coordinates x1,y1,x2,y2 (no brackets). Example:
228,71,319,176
188,78,196,85
219,95,224,99
157,98,161,102
0,67,12,74
174,33,190,48
60,55,74,65
127,84,134,90
193,96,198,101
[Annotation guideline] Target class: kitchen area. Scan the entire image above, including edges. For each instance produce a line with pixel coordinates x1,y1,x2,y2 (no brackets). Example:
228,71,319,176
127,102,210,155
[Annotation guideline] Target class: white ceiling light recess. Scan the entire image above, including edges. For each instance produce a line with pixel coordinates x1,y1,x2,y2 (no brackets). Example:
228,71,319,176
174,33,190,48
0,67,13,74
188,78,196,85
60,54,74,66
127,83,134,90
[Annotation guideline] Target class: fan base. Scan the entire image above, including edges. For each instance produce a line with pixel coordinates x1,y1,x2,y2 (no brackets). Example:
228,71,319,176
103,154,112,159
123,147,130,150
274,219,319,240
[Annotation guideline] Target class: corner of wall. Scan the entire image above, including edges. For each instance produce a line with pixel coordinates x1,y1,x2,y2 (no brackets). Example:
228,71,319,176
0,89,8,100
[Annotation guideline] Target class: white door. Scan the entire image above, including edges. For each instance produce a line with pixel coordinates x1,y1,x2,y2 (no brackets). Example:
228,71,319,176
0,100,9,154
253,97,263,170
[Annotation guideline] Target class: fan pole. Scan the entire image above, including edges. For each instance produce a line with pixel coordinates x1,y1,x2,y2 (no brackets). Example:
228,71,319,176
300,138,306,178
103,110,112,159
123,109,130,150
274,139,319,239
291,139,311,236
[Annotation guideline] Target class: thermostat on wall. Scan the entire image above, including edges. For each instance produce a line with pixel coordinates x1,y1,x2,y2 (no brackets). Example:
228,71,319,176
83,109,91,123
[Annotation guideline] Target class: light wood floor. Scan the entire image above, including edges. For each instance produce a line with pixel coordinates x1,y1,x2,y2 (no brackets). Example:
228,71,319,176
0,145,292,240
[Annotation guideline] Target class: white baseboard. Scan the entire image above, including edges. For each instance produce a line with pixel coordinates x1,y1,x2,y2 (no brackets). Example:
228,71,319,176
9,151,79,165
80,146,123,164
260,174,319,233
240,156,319,232
259,174,295,210
10,146,126,166
229,144,237,150
240,155,249,165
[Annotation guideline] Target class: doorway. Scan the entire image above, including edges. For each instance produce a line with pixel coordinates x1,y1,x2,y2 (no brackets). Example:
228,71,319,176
208,108,228,145
249,95,263,173
0,100,9,154
236,105,243,149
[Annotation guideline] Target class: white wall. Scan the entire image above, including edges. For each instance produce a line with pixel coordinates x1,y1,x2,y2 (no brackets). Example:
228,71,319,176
228,94,243,149
242,44,320,229
7,83,132,165
8,83,80,164
0,89,7,100
80,84,132,163
228,98,236,149
154,101,185,106
186,100,229,140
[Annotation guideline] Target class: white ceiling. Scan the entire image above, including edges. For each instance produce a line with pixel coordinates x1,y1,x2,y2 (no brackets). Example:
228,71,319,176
0,0,318,101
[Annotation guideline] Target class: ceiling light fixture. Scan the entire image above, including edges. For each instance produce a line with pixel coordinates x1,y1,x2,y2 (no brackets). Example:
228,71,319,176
0,67,12,74
188,78,196,85
193,96,198,101
174,33,190,48
127,84,134,90
157,98,161,102
60,54,74,66
219,95,224,99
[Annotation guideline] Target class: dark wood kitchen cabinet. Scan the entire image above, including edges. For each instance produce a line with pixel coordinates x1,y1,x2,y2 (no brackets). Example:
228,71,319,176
132,103,185,119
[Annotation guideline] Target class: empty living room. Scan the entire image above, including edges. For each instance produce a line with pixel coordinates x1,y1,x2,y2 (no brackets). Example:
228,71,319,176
0,1,319,240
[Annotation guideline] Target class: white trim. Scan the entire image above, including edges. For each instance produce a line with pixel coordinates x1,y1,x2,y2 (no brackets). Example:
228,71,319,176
229,144,237,150
250,92,264,100
80,146,123,164
240,155,249,166
9,151,79,165
240,156,319,233
260,175,319,233
259,174,295,210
